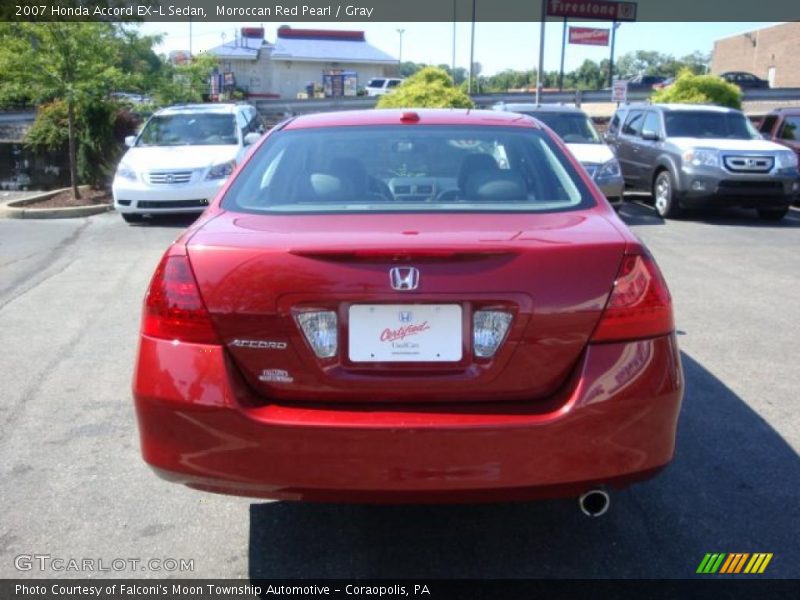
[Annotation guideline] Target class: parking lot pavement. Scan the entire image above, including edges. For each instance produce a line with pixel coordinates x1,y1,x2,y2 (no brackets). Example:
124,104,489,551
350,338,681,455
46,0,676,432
0,206,798,579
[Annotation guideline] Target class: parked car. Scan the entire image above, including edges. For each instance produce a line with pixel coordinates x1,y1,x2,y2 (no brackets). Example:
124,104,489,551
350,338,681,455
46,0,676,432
758,107,800,159
493,103,624,207
133,108,683,512
651,77,675,90
365,77,403,96
720,71,770,90
111,92,153,105
112,103,263,223
605,103,799,219
626,75,668,91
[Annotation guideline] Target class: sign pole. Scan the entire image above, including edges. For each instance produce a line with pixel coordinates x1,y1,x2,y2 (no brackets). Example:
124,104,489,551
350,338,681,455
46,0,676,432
608,21,618,88
559,18,567,91
536,0,546,104
468,0,476,94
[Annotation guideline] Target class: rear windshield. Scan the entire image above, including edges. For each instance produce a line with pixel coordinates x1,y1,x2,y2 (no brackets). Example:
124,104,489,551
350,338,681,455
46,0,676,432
137,113,237,147
221,125,595,214
663,111,758,140
525,112,602,144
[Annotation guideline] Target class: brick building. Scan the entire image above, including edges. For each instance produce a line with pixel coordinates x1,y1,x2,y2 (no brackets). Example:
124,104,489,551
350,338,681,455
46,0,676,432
711,22,800,88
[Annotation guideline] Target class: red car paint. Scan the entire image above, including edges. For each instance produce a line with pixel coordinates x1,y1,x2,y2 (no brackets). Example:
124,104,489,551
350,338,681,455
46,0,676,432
133,109,683,502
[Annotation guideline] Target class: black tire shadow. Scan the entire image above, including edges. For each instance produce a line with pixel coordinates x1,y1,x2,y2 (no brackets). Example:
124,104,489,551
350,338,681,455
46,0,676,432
248,352,799,579
617,196,665,226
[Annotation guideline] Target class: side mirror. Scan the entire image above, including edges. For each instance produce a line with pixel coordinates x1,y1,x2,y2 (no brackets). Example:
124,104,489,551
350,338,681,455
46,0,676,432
641,130,659,141
124,135,137,147
244,132,261,146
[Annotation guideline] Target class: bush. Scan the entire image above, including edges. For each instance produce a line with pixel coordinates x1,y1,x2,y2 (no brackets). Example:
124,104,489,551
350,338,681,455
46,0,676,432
376,67,474,109
651,69,742,109
26,99,139,188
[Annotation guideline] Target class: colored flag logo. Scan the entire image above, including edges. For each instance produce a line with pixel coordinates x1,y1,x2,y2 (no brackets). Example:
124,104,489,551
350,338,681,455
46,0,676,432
696,553,773,574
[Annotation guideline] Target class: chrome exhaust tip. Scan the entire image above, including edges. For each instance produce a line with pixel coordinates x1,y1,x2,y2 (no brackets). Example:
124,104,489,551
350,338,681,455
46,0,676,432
578,489,610,517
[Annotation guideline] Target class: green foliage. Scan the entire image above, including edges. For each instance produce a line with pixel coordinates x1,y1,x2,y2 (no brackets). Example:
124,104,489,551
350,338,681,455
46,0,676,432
0,22,133,196
25,99,138,186
154,53,219,105
615,50,711,79
396,62,469,86
377,67,474,109
24,101,69,150
652,69,743,109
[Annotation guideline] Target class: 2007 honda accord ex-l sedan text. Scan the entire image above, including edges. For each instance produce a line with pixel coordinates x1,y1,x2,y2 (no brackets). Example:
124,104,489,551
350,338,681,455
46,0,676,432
133,109,683,515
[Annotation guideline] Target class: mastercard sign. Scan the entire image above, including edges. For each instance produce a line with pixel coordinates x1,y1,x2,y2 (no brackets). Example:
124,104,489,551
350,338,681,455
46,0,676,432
569,27,611,46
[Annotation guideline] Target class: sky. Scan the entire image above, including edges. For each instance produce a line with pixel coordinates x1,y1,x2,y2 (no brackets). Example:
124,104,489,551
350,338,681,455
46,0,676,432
137,21,777,76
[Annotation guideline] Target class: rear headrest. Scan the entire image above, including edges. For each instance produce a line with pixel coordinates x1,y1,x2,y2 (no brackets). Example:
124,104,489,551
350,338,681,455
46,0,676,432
464,170,526,201
458,153,499,190
329,157,368,195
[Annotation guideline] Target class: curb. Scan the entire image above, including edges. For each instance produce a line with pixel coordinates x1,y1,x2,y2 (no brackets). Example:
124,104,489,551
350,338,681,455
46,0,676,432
0,186,113,219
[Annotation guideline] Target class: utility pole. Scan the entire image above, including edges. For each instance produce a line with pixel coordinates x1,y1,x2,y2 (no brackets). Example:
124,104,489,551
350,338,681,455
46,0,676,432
189,17,193,56
452,0,457,77
608,22,620,88
558,18,567,91
535,1,546,104
468,0,476,94
396,29,405,66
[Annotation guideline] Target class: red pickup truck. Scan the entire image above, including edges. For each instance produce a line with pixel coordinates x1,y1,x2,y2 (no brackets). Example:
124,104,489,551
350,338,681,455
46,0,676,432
759,108,800,159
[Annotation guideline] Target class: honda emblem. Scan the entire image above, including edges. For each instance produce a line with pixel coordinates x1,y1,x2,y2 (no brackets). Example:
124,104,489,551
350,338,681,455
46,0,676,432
389,267,419,291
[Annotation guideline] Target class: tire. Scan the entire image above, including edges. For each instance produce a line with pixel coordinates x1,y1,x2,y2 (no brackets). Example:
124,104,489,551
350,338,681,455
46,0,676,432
121,213,144,224
653,170,682,219
757,207,789,221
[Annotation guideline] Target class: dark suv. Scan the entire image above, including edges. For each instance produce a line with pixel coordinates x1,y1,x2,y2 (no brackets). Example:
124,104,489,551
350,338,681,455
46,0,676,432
605,104,799,220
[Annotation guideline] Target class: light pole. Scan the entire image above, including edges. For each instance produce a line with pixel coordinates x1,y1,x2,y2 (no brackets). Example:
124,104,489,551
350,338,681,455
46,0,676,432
396,29,405,67
452,0,457,77
468,0,476,94
608,22,621,88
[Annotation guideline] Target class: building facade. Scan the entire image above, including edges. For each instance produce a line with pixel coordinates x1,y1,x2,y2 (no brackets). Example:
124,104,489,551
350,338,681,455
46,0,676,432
711,22,800,88
207,27,397,99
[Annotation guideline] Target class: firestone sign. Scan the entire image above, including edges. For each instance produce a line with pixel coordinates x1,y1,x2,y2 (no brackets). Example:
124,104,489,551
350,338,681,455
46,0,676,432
547,0,638,21
569,27,611,46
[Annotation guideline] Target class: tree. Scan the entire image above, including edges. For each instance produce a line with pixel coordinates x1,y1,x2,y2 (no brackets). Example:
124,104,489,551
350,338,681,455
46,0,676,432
154,52,219,105
399,61,424,78
376,67,474,109
651,69,742,109
0,23,129,199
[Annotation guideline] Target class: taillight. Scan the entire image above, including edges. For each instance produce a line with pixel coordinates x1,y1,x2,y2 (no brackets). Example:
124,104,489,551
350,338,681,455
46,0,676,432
591,252,674,343
142,254,220,344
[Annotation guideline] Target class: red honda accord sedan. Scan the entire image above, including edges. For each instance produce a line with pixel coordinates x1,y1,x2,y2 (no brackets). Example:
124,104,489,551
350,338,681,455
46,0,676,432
133,109,683,512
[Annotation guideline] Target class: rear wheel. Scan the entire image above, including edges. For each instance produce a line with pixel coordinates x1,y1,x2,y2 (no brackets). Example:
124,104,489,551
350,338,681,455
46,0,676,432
757,207,788,221
653,170,682,219
121,213,144,224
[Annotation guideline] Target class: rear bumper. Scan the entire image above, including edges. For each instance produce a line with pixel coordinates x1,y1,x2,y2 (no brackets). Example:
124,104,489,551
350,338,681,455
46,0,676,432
133,334,684,502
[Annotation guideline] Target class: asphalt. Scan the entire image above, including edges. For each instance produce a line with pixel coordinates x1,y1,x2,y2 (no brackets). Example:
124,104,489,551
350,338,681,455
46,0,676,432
0,203,798,579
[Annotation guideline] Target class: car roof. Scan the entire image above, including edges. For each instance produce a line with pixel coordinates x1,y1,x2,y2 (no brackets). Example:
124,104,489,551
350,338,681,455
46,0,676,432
494,103,587,115
768,107,800,115
282,109,542,130
157,103,243,115
620,103,740,114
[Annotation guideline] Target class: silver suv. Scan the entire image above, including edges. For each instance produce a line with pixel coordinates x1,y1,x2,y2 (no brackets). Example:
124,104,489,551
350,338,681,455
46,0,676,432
606,103,799,220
